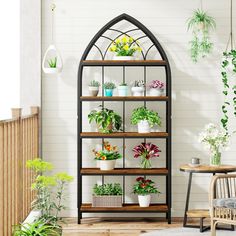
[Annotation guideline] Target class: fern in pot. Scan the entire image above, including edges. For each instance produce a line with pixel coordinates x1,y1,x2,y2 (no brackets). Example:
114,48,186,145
88,106,122,133
92,141,122,170
131,106,161,133
88,80,100,97
131,80,145,96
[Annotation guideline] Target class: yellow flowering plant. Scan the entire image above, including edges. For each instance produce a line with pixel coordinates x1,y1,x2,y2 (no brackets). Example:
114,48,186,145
109,36,142,56
92,141,122,160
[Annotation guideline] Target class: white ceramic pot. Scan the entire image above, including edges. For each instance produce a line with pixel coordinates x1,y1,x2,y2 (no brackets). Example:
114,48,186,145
43,67,61,74
137,120,150,133
99,160,116,170
149,88,163,96
138,195,151,207
118,86,128,96
113,56,134,61
89,86,99,96
131,87,144,96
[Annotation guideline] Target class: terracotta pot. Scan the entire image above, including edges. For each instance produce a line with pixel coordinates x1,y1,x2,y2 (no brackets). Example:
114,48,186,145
97,122,113,133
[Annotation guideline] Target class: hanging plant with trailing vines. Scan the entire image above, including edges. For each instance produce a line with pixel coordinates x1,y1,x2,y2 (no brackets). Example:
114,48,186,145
187,9,216,63
221,50,236,132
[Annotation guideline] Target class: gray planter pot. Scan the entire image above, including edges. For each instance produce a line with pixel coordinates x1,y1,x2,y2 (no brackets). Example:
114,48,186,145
92,195,122,207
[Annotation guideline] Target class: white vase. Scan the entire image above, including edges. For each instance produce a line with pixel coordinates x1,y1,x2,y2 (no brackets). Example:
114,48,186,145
131,87,144,96
89,86,99,96
113,56,134,61
149,88,163,96
137,120,150,133
118,86,129,96
138,195,151,207
99,160,116,170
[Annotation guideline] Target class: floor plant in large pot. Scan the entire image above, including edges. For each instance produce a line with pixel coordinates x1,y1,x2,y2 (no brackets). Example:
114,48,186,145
131,106,161,133
92,183,122,207
92,141,122,170
133,177,160,207
88,106,122,133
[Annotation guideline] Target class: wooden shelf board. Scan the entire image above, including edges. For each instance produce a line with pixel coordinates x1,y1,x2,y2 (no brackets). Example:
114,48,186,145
187,209,210,218
82,60,167,66
80,168,168,175
81,203,168,212
80,96,169,101
80,132,168,138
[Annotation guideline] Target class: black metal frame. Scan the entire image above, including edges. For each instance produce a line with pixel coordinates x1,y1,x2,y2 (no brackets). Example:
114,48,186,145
77,13,172,224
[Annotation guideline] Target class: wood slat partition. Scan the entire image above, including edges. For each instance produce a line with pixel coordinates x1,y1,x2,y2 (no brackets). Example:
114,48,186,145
0,107,39,236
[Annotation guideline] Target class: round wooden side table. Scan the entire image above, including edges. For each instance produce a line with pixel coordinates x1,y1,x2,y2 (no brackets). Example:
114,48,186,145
180,164,236,233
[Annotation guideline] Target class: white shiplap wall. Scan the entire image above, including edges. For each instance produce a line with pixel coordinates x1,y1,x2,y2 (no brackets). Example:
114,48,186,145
42,0,236,217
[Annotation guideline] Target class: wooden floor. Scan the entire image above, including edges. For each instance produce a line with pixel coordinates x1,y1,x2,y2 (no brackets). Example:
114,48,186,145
61,218,186,236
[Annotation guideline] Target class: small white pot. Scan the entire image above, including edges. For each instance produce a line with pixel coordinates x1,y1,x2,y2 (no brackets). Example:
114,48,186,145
138,195,151,207
89,86,99,96
137,120,150,133
43,67,61,74
118,86,129,96
131,87,144,96
99,160,116,170
149,88,163,96
113,56,134,61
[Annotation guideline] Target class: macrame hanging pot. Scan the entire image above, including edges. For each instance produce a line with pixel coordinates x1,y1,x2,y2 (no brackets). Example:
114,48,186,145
42,3,63,75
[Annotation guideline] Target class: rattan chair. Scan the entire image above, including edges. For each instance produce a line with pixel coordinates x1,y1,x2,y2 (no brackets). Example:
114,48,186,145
210,174,236,236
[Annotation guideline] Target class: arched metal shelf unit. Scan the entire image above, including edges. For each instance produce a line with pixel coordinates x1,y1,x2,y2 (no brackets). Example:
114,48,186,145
77,13,172,224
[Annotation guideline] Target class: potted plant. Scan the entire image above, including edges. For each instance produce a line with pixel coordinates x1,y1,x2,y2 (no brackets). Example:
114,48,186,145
46,57,60,74
133,142,161,168
198,123,230,166
131,106,161,133
88,80,100,96
148,80,165,96
133,177,160,207
131,80,145,96
109,36,142,60
88,106,122,133
187,9,216,62
92,183,122,207
118,82,129,96
92,141,122,170
103,82,116,97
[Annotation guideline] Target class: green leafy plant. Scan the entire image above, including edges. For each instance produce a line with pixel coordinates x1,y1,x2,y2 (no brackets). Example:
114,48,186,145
93,183,122,196
103,82,116,90
221,50,236,131
26,158,74,227
89,80,100,87
109,36,142,56
47,57,57,68
88,106,122,133
131,106,161,127
187,9,216,62
133,177,160,196
13,220,60,236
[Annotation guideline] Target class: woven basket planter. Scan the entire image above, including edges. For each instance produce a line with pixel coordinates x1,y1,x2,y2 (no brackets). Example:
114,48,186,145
92,195,122,207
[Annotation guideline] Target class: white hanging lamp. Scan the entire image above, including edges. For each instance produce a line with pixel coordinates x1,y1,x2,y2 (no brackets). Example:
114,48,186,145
42,3,63,74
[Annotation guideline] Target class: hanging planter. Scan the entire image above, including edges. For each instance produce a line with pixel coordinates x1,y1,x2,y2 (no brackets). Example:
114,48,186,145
42,4,63,75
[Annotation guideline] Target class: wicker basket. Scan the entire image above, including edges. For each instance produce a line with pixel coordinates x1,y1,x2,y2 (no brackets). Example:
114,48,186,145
92,195,122,207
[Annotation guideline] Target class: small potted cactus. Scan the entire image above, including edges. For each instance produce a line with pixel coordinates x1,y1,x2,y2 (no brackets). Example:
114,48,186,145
148,80,165,96
118,82,129,96
88,80,100,96
103,82,116,97
131,80,145,96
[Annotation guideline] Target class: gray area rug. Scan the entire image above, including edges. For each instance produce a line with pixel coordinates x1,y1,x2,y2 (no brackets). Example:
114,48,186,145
142,228,236,236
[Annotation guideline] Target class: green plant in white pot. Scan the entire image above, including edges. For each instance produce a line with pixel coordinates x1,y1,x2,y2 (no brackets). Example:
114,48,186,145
109,36,142,60
89,80,100,97
118,82,129,96
133,177,160,207
92,141,122,170
131,106,161,133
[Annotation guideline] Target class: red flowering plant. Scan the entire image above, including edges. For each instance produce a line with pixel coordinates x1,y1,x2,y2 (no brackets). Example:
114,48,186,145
132,142,161,168
133,177,160,195
92,141,122,160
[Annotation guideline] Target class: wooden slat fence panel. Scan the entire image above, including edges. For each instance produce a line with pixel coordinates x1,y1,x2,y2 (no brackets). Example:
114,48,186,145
0,107,39,236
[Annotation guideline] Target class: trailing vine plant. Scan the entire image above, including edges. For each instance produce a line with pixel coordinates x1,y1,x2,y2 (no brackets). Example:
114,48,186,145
187,8,216,62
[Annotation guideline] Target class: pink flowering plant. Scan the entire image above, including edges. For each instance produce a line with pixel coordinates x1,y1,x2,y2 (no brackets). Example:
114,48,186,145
133,177,160,195
132,142,161,168
149,80,165,89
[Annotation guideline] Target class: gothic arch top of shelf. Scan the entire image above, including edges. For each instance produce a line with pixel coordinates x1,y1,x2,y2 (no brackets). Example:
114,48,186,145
79,13,170,63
